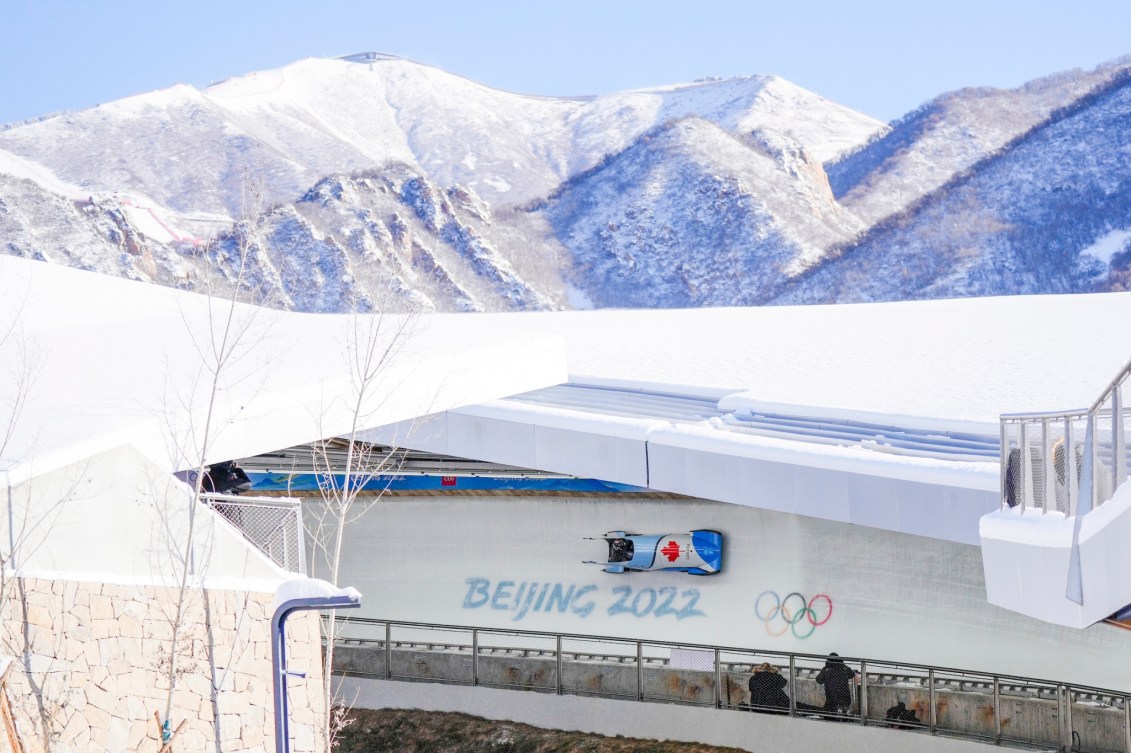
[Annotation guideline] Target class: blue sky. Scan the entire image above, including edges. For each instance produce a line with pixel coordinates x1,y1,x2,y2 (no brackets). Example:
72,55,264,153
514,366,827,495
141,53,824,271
4,0,1130,126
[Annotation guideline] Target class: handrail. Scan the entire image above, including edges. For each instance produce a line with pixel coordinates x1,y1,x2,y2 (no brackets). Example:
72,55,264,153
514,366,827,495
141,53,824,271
1091,357,1131,414
327,615,1125,697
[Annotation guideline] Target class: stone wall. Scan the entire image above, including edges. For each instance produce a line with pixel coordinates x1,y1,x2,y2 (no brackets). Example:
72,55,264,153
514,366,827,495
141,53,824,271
1,577,325,753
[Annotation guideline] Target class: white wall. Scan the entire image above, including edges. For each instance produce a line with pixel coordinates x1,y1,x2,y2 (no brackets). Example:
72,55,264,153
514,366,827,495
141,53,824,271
3,444,284,584
980,485,1131,628
319,494,1131,693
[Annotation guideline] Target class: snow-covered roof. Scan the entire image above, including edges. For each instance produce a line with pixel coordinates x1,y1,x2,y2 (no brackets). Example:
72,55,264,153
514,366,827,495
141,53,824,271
0,256,567,486
6,253,1130,506
447,293,1131,426
364,292,1131,544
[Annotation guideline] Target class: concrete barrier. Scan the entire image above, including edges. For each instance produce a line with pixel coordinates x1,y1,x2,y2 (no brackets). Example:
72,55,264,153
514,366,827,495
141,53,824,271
333,642,1131,752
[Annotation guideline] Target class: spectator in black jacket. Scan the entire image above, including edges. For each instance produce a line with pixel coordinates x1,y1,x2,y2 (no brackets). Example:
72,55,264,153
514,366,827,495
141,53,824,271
816,653,857,714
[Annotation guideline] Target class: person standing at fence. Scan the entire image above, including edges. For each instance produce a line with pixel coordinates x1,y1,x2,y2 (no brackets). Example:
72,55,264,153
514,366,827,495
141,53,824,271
816,652,857,715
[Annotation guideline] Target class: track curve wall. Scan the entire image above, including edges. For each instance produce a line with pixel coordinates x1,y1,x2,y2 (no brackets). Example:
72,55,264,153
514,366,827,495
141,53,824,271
315,493,1131,693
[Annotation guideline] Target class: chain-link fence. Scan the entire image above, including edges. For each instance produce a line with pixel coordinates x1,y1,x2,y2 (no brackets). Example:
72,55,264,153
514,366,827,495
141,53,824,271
325,616,1131,752
202,493,305,573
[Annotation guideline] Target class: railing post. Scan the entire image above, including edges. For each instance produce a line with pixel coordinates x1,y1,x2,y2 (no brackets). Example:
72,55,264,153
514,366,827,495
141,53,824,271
1042,419,1052,514
1000,421,1008,507
1116,386,1127,488
1065,417,1076,517
859,660,867,725
1020,422,1030,509
714,649,722,709
294,502,306,575
1123,694,1130,753
636,642,644,702
384,621,391,680
472,629,479,686
788,655,796,717
1092,413,1100,512
993,676,1001,745
1061,685,1072,753
928,668,936,734
556,636,563,695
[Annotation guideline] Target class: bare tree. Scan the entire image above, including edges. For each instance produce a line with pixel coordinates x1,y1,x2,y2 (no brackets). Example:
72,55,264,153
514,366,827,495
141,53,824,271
305,304,419,751
155,182,273,748
0,276,83,752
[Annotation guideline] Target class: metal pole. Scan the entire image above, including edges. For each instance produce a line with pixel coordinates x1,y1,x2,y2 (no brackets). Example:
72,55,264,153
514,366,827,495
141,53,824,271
1065,417,1076,516
714,649,722,709
788,655,796,717
271,588,360,753
294,502,307,575
928,668,936,734
1116,386,1127,488
1123,694,1130,753
1092,413,1100,511
1020,422,1029,509
1042,419,1051,514
1000,421,1007,507
556,636,563,695
1062,685,1072,753
472,629,479,686
636,642,644,701
993,676,1001,745
384,622,391,680
859,660,867,725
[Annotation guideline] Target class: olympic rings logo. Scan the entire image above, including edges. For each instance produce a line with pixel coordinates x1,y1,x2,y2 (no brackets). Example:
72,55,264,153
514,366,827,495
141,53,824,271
754,590,833,639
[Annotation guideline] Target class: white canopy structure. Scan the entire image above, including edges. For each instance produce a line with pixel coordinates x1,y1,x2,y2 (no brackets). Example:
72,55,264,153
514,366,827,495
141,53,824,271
0,256,567,581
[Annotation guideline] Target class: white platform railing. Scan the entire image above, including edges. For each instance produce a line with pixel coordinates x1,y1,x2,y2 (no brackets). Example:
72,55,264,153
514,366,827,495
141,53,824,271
1000,357,1131,516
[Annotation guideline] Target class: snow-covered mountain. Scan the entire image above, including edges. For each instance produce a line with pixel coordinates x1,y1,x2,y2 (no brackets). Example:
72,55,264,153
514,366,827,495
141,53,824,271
2,52,1130,311
773,66,1131,305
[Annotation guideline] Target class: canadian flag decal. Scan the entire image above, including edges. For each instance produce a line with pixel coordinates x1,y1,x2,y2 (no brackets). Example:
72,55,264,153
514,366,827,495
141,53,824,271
660,540,681,562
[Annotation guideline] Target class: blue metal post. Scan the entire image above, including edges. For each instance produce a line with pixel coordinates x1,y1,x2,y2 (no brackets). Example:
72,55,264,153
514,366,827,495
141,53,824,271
271,586,361,753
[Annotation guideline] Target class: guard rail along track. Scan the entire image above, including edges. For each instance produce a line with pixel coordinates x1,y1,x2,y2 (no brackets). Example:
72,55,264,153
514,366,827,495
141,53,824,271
325,616,1131,753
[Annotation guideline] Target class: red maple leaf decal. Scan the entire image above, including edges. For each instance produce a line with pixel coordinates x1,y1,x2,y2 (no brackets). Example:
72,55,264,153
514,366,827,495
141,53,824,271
660,540,681,562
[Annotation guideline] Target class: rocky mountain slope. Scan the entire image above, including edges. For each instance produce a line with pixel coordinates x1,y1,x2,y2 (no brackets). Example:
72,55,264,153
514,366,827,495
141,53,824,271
772,67,1131,304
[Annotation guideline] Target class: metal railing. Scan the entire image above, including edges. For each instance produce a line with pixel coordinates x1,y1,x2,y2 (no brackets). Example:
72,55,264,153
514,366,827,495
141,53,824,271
202,493,305,573
325,616,1131,753
1001,357,1131,515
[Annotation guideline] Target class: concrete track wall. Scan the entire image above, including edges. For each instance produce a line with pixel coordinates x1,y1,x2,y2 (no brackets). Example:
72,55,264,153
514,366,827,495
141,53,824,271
317,494,1131,692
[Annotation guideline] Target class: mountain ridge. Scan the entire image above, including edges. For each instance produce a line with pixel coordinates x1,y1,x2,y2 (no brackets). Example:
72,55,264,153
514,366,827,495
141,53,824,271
2,52,1130,312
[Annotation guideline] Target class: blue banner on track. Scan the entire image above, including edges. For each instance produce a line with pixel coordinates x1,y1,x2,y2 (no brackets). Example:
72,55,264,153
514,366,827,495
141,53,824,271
247,472,647,493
